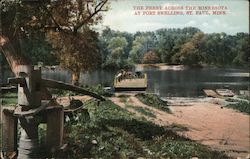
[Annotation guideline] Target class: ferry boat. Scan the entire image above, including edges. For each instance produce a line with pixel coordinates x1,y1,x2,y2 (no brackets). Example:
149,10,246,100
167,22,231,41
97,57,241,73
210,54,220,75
216,89,235,97
113,71,147,91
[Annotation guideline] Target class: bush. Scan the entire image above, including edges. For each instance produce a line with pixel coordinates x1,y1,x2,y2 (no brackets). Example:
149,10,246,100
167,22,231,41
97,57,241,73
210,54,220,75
142,51,160,64
126,104,156,118
49,84,112,97
61,100,229,158
226,100,250,115
1,93,17,105
135,93,170,113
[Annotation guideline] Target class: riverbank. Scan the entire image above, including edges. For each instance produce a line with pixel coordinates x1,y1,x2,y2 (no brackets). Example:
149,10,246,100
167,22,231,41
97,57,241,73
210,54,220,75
1,90,249,158
136,63,187,71
59,95,230,158
135,63,250,72
110,94,250,158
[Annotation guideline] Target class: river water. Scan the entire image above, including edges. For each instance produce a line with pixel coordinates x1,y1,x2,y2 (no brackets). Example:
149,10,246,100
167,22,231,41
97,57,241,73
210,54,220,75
1,67,249,97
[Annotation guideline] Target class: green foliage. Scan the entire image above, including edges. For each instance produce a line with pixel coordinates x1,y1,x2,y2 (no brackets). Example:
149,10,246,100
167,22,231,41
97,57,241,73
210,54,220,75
99,27,249,68
174,32,206,66
135,93,170,113
129,34,156,63
61,99,229,158
166,124,189,132
38,124,47,145
117,94,130,103
237,95,250,101
47,27,101,75
21,35,57,65
104,36,130,69
225,98,240,102
84,84,113,97
149,138,229,159
108,37,128,51
142,51,161,64
118,94,156,118
126,104,156,118
155,27,199,64
226,100,250,115
233,35,250,66
49,84,111,97
119,97,128,103
99,27,134,70
1,93,17,105
64,100,148,158
1,0,109,85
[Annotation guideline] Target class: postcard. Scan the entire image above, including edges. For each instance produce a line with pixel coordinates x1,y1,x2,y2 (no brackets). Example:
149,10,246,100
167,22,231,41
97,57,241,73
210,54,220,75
0,0,249,158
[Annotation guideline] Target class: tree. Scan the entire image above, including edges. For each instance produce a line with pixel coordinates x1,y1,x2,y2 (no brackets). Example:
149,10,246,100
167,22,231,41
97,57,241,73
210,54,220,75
99,27,133,59
175,32,206,66
47,27,101,84
155,27,201,63
142,51,160,64
233,35,249,66
129,34,156,63
105,36,128,68
203,33,237,66
1,0,109,85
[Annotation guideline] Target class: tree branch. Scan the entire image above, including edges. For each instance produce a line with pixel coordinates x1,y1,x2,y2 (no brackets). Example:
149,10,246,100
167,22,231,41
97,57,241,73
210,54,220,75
40,4,73,34
73,0,108,32
87,2,91,15
41,5,63,32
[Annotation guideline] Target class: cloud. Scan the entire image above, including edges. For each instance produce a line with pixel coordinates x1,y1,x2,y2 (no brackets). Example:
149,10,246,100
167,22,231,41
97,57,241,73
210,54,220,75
202,22,209,27
186,20,197,26
101,0,249,34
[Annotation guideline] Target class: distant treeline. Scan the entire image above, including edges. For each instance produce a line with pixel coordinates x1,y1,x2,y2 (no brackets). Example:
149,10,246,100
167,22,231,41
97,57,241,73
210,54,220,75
1,27,249,69
99,27,249,69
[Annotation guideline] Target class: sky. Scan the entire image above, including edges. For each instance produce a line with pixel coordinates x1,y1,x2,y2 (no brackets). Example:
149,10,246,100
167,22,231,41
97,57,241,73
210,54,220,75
101,0,249,35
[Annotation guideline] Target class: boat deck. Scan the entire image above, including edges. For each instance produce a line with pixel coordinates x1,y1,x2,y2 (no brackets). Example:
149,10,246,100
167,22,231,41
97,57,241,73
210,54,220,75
203,89,223,98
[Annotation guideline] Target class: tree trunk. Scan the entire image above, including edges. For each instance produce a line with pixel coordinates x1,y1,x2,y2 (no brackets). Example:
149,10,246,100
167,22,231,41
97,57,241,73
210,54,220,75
0,35,29,76
71,71,80,86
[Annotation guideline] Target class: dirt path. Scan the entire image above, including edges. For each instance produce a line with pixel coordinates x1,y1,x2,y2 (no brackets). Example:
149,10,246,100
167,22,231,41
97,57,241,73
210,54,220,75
110,96,250,158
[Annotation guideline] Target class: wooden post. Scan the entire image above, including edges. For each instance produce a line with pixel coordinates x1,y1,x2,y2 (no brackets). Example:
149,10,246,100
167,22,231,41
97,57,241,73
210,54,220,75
1,107,18,156
17,65,42,108
17,123,39,159
46,106,64,151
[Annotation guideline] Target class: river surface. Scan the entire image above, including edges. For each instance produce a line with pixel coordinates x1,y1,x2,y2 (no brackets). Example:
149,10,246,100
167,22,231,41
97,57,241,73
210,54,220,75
1,67,249,97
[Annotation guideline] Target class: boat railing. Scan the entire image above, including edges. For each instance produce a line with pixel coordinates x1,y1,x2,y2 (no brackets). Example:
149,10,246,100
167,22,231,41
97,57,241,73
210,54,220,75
114,72,146,83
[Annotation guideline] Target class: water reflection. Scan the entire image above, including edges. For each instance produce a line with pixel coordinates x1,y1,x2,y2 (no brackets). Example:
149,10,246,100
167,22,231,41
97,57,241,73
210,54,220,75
1,67,249,97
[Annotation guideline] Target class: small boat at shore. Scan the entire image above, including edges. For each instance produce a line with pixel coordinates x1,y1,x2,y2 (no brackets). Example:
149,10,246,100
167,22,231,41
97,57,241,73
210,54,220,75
216,89,235,97
203,89,235,98
114,71,147,91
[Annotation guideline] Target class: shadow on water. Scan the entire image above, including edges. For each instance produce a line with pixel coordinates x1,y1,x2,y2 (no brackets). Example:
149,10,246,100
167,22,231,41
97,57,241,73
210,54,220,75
1,67,249,97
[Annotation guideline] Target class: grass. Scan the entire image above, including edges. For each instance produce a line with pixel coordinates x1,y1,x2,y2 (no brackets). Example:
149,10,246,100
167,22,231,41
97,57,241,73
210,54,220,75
117,94,156,118
225,98,241,103
0,93,17,152
166,123,189,132
1,91,16,150
0,91,231,158
1,93,17,105
57,100,230,159
49,84,112,97
237,95,250,101
119,97,127,103
226,100,250,115
126,104,156,118
135,93,170,113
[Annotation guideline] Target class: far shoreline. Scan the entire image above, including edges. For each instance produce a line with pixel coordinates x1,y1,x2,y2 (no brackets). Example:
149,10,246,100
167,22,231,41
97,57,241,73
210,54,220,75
135,63,249,71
